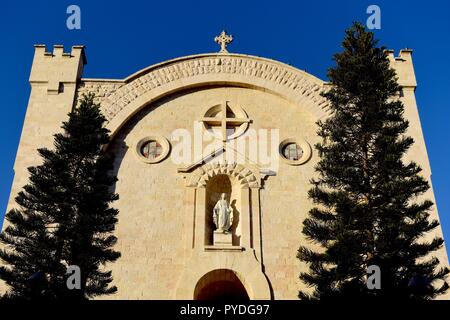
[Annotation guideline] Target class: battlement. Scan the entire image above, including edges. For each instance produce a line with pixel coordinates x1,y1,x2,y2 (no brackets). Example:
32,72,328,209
30,44,86,94
33,44,86,61
387,48,417,90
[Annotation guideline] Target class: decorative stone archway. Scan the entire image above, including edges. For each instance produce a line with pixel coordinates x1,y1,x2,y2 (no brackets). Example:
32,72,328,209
76,53,330,140
180,162,263,249
186,162,261,188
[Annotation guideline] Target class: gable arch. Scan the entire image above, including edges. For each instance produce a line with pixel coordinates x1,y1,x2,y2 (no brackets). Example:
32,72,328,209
82,53,331,139
187,162,260,188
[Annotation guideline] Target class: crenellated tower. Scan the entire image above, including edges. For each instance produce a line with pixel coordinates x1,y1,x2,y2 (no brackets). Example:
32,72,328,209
388,49,449,289
5,45,86,215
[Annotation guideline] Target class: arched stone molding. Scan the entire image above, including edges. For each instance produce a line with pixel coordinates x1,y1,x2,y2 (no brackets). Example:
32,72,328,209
186,162,261,188
77,53,330,139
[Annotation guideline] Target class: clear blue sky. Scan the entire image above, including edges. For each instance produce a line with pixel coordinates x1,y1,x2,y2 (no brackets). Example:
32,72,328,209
1,0,449,253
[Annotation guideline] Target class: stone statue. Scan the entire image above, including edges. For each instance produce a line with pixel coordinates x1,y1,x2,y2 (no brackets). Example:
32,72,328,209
213,193,233,233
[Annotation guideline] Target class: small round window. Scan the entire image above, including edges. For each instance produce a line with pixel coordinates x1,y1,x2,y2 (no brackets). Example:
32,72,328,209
141,141,162,160
282,143,303,161
279,138,311,165
135,136,170,164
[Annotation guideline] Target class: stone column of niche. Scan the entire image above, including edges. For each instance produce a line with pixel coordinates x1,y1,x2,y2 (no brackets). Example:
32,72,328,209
194,187,207,248
250,187,263,262
184,188,196,255
240,187,251,249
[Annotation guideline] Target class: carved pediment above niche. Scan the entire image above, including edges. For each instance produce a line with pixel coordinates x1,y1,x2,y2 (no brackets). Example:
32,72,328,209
185,162,261,189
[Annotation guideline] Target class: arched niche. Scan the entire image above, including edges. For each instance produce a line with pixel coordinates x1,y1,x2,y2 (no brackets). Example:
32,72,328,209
183,162,262,250
205,174,241,246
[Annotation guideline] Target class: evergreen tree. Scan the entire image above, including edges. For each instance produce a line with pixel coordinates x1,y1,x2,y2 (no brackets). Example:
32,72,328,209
0,93,120,300
297,22,449,300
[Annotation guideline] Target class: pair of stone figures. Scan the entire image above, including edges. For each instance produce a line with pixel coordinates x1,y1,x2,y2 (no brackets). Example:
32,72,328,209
213,193,234,233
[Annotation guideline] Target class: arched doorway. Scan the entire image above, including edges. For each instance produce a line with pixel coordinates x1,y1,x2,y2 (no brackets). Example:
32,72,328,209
194,269,250,300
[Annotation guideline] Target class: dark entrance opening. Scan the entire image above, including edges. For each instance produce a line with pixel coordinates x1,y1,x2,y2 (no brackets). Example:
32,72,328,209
194,269,250,301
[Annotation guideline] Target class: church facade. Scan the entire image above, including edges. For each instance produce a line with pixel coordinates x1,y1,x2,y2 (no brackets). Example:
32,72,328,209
2,33,449,299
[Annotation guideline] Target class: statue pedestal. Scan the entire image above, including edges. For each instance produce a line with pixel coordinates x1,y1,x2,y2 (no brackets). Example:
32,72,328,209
213,230,232,246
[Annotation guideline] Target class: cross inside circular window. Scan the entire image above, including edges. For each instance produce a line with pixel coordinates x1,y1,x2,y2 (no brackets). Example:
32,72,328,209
135,136,170,164
282,143,303,161
141,140,162,160
279,138,312,166
201,101,251,142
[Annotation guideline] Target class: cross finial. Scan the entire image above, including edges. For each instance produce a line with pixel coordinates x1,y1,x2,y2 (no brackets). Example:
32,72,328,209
214,30,233,53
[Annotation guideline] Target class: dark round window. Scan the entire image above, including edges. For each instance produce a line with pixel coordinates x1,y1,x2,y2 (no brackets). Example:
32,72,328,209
140,141,162,160
282,143,303,161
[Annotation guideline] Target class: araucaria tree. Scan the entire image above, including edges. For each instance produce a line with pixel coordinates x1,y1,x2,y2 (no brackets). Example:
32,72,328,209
298,22,449,300
0,93,120,300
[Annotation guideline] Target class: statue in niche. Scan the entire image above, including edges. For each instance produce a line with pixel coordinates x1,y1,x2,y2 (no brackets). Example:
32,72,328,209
213,193,234,233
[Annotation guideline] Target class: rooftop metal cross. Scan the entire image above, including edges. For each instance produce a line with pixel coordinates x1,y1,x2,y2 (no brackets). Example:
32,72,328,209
214,31,233,53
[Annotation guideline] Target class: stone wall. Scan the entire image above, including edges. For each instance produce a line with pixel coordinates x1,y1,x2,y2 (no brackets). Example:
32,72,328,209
2,47,448,300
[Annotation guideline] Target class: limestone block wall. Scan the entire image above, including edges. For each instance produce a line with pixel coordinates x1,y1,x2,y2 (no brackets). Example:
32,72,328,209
5,45,85,217
0,44,85,294
105,86,318,299
388,50,449,291
256,97,319,299
2,47,448,299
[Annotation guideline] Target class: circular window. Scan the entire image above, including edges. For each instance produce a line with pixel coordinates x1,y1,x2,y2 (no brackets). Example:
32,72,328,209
141,141,162,160
279,138,311,165
135,136,170,164
282,143,304,161
201,102,250,141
